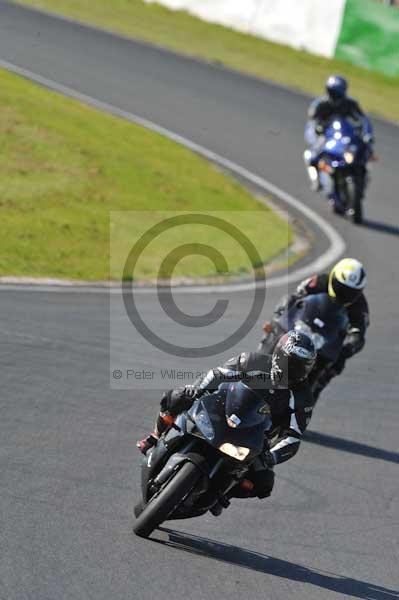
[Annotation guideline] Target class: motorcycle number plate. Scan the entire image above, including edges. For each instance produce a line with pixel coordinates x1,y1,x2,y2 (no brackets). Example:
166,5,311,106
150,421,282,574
313,318,325,328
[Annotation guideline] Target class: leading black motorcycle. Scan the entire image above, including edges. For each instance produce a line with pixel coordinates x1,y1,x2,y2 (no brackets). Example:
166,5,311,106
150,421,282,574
133,382,272,538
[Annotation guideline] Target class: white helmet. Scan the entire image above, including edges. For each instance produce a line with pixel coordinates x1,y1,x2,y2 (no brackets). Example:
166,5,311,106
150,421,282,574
328,258,367,306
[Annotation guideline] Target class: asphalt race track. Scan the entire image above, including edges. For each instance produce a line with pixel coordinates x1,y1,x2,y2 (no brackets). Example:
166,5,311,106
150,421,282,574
0,2,398,599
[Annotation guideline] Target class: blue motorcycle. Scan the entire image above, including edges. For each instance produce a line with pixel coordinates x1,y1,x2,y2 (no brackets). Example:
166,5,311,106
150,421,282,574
304,116,373,224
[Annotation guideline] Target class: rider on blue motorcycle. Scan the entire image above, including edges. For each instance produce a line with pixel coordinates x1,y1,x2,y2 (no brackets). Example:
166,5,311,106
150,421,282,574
138,331,316,510
273,258,369,400
305,75,373,191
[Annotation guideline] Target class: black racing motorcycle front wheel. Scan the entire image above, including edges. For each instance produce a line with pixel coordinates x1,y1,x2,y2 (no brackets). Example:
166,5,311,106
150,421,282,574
133,461,202,538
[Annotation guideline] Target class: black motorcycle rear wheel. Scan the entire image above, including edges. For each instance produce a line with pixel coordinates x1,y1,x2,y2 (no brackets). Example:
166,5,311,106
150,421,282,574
345,174,364,224
351,194,363,225
133,461,202,538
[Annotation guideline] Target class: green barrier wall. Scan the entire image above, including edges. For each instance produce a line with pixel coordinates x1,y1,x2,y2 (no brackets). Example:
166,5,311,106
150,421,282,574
336,0,399,77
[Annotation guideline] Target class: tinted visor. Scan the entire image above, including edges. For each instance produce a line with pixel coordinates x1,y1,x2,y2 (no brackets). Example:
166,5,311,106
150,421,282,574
328,89,345,101
288,354,315,384
273,351,315,386
331,278,362,306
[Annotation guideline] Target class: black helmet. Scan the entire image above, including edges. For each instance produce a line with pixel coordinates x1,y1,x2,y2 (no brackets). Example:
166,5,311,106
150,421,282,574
272,330,316,387
326,75,348,102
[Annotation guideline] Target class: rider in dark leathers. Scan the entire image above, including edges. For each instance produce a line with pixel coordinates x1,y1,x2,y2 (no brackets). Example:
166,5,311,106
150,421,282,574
305,75,373,192
138,331,316,507
272,258,369,400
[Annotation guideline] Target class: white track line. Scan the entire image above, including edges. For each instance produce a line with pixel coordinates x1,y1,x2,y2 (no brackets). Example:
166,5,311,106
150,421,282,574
0,58,345,294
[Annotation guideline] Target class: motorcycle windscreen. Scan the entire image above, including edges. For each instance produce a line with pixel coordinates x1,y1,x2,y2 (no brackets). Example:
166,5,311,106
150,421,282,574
324,117,361,145
322,118,363,164
225,382,271,430
191,385,269,454
287,293,349,362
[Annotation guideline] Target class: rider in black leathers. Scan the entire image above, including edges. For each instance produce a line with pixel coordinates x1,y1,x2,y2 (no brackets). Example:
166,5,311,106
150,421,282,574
272,258,369,400
138,331,316,508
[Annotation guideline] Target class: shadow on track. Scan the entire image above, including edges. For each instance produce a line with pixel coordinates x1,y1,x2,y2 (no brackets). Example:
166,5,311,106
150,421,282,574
362,219,399,237
305,431,399,464
155,528,399,599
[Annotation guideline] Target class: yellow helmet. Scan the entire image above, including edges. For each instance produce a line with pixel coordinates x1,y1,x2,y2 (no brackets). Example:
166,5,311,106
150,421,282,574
328,258,367,306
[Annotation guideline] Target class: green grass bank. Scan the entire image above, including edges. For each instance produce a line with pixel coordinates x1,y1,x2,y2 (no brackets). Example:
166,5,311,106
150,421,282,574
0,68,290,280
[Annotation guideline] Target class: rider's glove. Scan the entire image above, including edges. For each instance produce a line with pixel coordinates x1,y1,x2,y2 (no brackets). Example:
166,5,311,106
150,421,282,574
161,386,202,414
182,385,202,400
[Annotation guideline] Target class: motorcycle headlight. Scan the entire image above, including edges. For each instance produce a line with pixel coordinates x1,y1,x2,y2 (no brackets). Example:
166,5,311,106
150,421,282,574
344,151,354,164
219,443,250,461
194,409,214,440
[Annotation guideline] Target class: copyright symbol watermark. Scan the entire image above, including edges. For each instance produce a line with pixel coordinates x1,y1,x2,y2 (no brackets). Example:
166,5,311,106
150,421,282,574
122,213,265,358
110,211,287,388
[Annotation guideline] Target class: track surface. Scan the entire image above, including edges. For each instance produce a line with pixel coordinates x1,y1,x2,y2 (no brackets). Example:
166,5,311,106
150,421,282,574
0,2,398,599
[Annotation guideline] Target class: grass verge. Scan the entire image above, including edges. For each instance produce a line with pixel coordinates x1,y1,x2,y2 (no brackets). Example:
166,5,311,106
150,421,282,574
0,68,291,280
16,0,399,123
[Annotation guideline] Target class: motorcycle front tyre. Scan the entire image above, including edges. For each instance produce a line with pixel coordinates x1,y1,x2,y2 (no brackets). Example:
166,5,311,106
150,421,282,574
133,461,202,538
